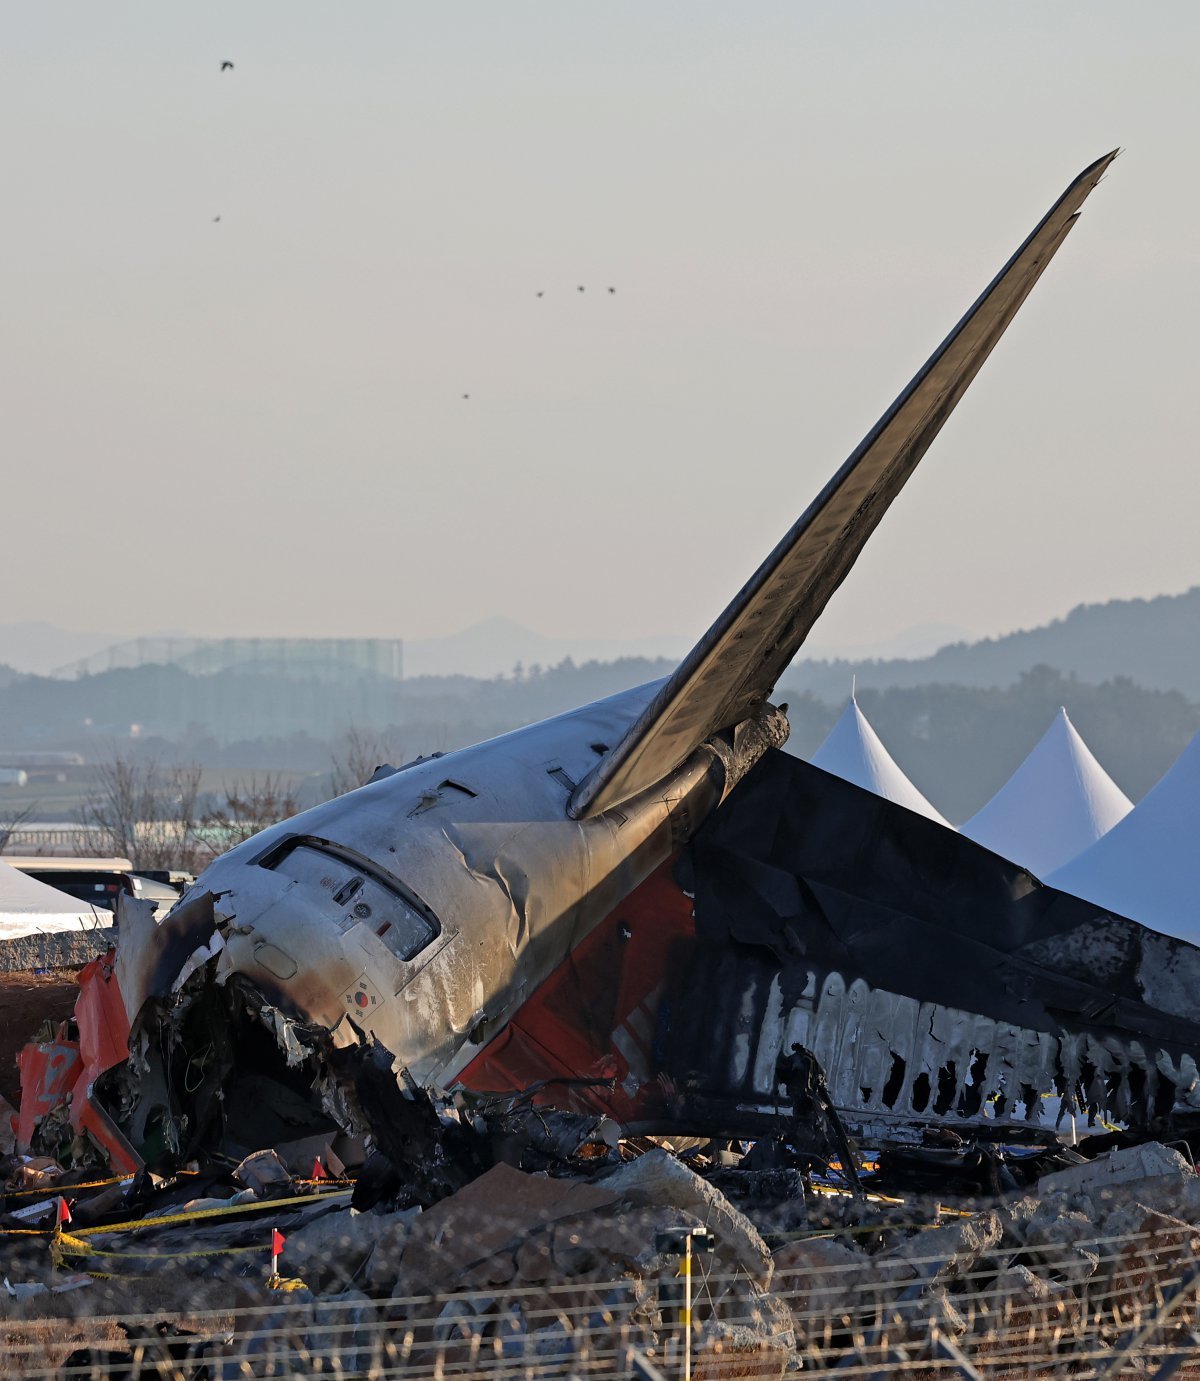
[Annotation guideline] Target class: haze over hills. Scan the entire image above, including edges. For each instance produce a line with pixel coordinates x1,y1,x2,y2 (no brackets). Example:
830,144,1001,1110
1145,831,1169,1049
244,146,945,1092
401,617,689,679
5,588,1200,709
0,622,121,678
398,616,973,678
786,587,1200,702
0,613,967,681
3,587,1200,822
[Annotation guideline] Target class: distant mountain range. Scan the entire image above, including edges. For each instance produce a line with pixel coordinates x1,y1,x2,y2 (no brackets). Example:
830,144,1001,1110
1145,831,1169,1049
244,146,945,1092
401,617,691,679
4,588,1200,694
786,587,1200,702
5,593,1200,822
0,613,966,682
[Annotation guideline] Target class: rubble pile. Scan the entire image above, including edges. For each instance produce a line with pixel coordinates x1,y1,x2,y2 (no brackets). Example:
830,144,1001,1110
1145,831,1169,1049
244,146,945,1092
3,1139,1200,1375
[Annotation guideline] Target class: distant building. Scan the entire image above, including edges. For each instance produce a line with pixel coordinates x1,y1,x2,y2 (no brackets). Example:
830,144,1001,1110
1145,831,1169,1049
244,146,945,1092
53,637,403,683
0,752,85,769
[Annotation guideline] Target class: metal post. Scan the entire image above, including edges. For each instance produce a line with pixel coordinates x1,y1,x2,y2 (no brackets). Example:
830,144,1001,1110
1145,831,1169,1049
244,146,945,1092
655,1226,715,1381
682,1232,692,1381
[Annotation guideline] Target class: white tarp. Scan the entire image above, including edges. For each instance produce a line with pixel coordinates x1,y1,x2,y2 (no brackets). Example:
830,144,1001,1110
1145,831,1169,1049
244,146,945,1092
1048,728,1200,944
810,696,951,827
0,857,104,940
961,707,1132,877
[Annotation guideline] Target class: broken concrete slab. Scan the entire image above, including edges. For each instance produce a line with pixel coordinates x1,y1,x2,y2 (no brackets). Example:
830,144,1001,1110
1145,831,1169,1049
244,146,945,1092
924,1286,968,1339
601,1150,774,1287
360,1206,423,1293
305,1289,374,1373
276,1205,416,1294
0,926,114,975
984,1263,1081,1335
1036,1141,1193,1204
1098,1202,1200,1315
1021,1205,1099,1252
546,1208,691,1282
771,1236,876,1310
878,1210,1003,1285
393,1162,620,1292
694,1322,790,1381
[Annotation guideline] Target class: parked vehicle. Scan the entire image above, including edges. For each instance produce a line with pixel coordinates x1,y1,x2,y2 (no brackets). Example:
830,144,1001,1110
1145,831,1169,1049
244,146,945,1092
3,857,188,921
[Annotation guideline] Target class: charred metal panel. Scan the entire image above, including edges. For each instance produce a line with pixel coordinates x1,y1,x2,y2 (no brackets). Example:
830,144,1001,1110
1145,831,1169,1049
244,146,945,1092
668,748,1200,1132
457,860,696,1126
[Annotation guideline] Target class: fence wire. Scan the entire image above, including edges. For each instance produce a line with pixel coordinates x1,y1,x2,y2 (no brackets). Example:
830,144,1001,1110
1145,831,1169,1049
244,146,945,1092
4,1214,1200,1379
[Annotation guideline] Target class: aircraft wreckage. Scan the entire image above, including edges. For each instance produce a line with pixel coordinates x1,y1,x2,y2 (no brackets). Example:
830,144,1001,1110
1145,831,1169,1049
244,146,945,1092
25,149,1200,1195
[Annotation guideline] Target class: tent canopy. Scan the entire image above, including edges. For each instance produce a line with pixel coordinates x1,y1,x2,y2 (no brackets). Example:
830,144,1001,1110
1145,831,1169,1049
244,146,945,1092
809,696,950,827
1048,728,1200,944
961,707,1131,877
0,857,104,940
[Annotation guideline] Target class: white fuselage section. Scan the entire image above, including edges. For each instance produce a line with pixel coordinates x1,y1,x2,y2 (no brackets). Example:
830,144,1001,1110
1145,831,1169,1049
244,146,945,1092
188,682,759,1087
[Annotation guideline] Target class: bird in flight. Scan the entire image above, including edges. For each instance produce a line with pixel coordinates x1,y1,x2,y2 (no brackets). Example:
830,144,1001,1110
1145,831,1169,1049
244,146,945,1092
221,60,234,71
462,393,470,400
577,286,585,293
212,216,221,223
536,291,544,298
608,287,616,294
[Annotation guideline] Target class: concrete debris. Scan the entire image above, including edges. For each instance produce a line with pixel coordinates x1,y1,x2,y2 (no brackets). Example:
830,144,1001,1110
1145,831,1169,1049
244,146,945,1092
772,1235,876,1308
1036,1139,1192,1201
601,1149,774,1287
361,1205,424,1291
1101,1203,1200,1313
7,1128,1200,1377
179,1189,257,1213
267,1204,415,1293
879,1209,1003,1284
305,1289,373,1373
985,1263,1081,1334
694,1322,791,1381
390,1162,620,1294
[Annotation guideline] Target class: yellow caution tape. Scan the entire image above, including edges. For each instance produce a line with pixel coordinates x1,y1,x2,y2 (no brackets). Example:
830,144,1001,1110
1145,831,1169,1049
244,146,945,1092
47,1190,351,1265
5,1175,125,1199
4,1169,199,1199
55,1235,268,1261
64,1187,352,1240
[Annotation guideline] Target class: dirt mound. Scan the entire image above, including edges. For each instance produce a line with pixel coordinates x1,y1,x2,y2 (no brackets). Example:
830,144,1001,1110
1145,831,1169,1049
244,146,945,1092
0,969,78,1103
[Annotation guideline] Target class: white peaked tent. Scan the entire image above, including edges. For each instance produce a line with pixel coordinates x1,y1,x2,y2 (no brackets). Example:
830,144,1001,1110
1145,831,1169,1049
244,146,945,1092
0,857,102,940
810,696,951,827
961,707,1132,877
1048,729,1200,944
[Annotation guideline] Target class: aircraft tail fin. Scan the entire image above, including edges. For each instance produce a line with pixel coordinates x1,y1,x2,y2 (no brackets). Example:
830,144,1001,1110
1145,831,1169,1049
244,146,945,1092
570,152,1117,819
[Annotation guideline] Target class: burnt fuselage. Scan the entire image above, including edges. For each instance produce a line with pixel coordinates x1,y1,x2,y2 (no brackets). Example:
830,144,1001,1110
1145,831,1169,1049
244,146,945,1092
176,685,787,1088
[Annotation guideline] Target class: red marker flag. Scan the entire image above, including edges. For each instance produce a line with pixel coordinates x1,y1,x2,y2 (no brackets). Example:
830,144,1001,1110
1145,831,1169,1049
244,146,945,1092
311,1157,328,1180
57,1197,72,1227
271,1229,286,1257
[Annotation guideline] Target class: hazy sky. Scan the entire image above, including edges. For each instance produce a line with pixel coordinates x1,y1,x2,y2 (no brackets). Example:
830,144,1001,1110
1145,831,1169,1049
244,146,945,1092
6,4,1199,653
